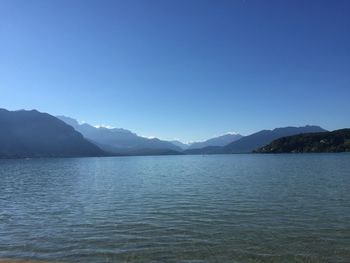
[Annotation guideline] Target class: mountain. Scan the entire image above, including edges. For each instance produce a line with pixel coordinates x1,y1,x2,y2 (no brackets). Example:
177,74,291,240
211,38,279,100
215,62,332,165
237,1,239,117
183,125,327,155
255,129,350,153
170,140,190,150
220,125,328,154
0,109,107,158
57,116,182,155
184,146,222,155
188,133,243,149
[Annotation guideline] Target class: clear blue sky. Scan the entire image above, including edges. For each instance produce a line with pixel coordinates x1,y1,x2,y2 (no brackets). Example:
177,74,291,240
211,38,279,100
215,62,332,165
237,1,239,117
1,0,349,142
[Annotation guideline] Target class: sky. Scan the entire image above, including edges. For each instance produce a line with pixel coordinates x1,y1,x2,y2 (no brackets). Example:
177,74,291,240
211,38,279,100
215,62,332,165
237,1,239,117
1,0,349,142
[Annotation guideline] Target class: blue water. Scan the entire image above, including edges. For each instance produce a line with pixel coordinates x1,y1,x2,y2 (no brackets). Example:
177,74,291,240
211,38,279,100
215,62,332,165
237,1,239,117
0,154,349,262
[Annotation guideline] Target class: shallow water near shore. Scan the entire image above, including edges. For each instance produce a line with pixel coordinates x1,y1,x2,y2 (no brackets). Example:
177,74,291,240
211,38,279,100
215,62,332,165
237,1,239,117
1,154,350,262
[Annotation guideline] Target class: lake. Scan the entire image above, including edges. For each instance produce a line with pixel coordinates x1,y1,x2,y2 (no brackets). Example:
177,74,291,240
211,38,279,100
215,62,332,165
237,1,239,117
0,154,349,262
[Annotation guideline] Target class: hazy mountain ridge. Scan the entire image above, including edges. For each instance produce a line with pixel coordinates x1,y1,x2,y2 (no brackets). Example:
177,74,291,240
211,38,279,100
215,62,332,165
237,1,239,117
184,146,222,155
218,125,327,154
184,125,327,154
0,108,337,158
57,116,182,154
0,109,107,158
255,129,350,153
188,133,243,149
170,140,190,150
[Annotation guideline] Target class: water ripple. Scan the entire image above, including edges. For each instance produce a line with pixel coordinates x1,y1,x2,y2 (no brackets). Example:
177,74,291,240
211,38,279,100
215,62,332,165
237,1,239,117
0,154,350,262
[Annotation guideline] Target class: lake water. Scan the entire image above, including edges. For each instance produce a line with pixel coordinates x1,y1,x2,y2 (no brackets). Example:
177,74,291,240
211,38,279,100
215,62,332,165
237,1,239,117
0,154,349,263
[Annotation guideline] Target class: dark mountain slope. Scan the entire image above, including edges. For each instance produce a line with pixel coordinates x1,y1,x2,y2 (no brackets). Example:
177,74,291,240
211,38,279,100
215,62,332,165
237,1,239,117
219,125,327,154
255,129,350,153
0,109,107,158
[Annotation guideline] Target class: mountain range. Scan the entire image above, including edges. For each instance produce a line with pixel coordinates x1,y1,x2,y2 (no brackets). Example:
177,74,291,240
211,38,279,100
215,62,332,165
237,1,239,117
0,109,106,158
218,125,328,154
184,126,327,154
57,116,182,155
1,108,344,159
57,116,245,154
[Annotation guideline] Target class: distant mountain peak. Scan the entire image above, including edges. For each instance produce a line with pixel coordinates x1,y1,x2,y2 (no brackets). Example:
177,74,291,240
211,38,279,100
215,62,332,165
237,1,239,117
56,115,79,126
272,125,324,132
170,140,190,150
188,133,243,149
58,116,136,135
57,115,182,154
220,125,328,154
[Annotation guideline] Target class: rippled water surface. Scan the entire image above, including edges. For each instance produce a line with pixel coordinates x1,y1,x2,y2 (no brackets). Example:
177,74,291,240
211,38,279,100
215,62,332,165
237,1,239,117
0,154,350,262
